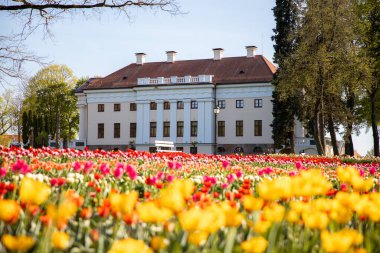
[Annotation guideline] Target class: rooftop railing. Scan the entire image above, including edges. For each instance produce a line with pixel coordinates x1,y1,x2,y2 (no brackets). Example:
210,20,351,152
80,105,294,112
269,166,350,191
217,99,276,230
137,75,213,85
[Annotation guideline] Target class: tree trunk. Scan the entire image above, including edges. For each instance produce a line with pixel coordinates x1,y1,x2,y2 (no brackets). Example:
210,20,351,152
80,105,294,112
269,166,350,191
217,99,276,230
370,93,380,156
313,105,324,155
344,124,354,156
327,114,339,156
345,92,355,156
289,121,295,154
56,109,60,149
319,112,325,152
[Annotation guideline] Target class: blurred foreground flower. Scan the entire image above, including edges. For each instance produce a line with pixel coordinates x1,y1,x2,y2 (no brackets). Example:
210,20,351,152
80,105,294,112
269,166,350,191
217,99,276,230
108,238,153,253
0,199,20,223
1,234,35,252
241,236,268,253
52,231,70,250
20,177,51,205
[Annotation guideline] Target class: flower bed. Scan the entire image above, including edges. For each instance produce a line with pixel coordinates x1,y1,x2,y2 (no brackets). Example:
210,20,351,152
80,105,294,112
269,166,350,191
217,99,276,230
0,146,379,252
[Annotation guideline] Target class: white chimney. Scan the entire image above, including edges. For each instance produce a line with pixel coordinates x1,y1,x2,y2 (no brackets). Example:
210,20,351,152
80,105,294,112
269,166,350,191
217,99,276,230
166,51,177,63
135,53,146,65
246,46,257,58
213,48,224,61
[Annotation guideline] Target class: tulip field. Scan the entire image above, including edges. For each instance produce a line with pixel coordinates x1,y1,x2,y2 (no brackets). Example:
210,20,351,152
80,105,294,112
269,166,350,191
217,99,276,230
1,147,380,253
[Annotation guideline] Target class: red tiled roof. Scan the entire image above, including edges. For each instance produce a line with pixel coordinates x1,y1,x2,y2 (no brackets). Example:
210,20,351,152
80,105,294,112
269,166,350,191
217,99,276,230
81,55,276,91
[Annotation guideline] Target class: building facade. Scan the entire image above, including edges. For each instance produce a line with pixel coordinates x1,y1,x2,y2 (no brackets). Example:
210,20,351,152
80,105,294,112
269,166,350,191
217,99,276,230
76,46,290,154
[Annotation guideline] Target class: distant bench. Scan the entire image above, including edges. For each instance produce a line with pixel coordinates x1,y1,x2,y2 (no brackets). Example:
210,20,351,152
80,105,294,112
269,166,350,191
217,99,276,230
155,140,177,152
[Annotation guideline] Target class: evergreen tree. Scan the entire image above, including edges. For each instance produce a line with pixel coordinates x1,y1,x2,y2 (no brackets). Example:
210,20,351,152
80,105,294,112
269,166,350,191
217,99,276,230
271,0,302,153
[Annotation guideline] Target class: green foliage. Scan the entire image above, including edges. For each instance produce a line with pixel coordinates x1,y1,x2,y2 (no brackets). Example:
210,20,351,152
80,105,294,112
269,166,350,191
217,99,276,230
271,0,302,151
22,65,79,147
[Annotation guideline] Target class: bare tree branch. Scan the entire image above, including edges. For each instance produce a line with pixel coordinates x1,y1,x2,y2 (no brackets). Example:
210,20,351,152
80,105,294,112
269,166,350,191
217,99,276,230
0,0,181,85
0,35,45,86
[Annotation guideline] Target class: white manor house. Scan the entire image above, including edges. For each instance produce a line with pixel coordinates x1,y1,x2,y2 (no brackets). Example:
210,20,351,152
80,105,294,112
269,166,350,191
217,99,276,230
75,46,318,154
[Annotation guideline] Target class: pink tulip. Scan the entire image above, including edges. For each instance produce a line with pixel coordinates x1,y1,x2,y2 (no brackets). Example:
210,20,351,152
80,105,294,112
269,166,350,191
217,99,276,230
99,164,110,175
227,174,235,183
369,167,377,175
73,161,81,172
11,159,30,174
0,167,6,177
113,167,124,179
222,160,230,168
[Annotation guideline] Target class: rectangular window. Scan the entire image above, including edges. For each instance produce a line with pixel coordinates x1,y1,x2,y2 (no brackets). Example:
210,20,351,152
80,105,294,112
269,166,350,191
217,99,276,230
177,101,184,109
150,122,157,137
98,123,104,138
176,147,184,152
98,104,104,112
150,102,157,110
191,100,198,109
114,103,121,111
255,120,262,136
236,120,243,136
236,100,244,108
114,123,120,138
130,103,137,111
164,101,170,110
190,147,197,154
163,121,170,137
177,121,184,137
254,99,263,108
218,121,225,137
217,100,226,109
191,121,198,137
130,123,136,138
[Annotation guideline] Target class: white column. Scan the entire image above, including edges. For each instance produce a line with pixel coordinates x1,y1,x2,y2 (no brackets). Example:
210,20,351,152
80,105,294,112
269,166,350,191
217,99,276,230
183,100,191,143
204,100,214,143
136,102,144,144
156,101,164,140
169,100,177,142
78,105,86,140
143,102,150,144
197,101,205,143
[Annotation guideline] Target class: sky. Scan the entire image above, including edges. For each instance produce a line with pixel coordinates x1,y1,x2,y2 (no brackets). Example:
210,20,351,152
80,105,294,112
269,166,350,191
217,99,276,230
0,0,374,155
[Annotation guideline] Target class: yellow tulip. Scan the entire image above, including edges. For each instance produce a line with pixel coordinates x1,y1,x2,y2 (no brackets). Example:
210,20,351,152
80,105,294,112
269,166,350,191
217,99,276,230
108,238,153,253
302,210,329,230
137,201,173,223
150,236,167,251
242,195,264,212
253,219,272,234
321,229,363,253
1,234,35,252
188,231,209,246
110,191,138,215
0,199,20,223
241,236,268,253
52,231,70,250
20,177,51,205
220,202,243,227
262,203,285,223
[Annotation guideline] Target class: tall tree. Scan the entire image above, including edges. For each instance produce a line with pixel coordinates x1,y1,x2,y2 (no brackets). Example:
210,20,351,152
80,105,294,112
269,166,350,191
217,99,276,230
277,0,365,156
271,0,302,153
356,0,380,156
22,64,78,148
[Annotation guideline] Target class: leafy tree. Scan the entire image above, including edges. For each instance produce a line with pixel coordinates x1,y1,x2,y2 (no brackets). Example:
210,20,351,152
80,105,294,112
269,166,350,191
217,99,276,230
355,0,380,156
22,64,78,148
277,0,366,155
271,0,302,153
